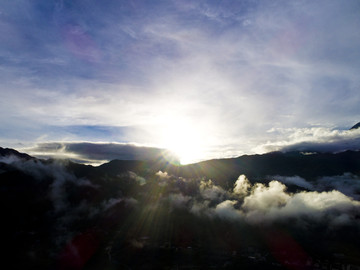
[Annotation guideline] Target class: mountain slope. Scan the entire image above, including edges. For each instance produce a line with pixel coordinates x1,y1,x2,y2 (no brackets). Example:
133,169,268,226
350,122,360,130
0,146,33,160
1,147,360,269
176,151,360,187
2,147,360,187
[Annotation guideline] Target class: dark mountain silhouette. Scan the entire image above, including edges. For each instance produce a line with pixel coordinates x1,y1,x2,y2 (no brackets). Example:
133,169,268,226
0,146,33,160
1,146,360,269
64,150,360,189
177,150,360,187
350,121,360,130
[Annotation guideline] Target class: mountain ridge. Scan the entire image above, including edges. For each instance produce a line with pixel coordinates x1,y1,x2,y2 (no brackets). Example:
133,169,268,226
1,146,360,187
1,145,360,269
350,121,360,130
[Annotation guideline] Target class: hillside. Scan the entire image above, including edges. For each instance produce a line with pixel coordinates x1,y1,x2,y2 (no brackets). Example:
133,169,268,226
1,147,360,269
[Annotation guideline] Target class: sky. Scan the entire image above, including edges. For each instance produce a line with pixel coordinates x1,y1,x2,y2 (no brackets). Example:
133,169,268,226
1,0,360,164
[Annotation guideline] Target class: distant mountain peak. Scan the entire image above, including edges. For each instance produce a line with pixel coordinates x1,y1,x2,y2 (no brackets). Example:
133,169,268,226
0,147,33,160
350,122,360,130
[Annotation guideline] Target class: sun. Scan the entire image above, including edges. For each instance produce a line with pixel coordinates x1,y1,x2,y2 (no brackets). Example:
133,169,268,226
159,119,204,165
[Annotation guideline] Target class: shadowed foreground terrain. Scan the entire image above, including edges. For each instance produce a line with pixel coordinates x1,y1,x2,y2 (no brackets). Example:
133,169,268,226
1,147,360,269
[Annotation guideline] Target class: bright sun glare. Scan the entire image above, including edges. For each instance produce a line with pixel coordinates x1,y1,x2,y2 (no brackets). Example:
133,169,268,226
159,118,204,165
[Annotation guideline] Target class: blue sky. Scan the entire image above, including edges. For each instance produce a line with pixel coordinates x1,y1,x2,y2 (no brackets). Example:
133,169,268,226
1,0,360,164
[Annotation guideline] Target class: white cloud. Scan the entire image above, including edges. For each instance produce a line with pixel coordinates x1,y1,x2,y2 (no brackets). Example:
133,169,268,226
233,174,251,196
283,190,359,213
255,127,360,153
241,181,360,225
269,175,314,190
199,179,227,201
190,175,360,227
156,170,170,179
267,173,360,200
244,181,291,211
214,200,242,221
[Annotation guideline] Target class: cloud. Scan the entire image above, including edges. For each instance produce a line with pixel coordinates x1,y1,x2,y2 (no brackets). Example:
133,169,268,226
273,190,360,228
214,200,241,221
240,180,360,226
1,1,360,162
233,174,251,196
175,171,360,228
102,197,138,211
155,170,171,186
183,174,360,228
168,193,191,209
267,173,360,201
256,127,360,153
199,179,227,202
155,170,170,179
315,173,360,200
269,175,314,190
24,142,178,165
190,200,211,217
243,181,291,212
128,171,146,186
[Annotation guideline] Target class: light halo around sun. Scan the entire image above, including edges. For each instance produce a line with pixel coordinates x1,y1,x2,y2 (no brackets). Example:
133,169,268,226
158,117,206,165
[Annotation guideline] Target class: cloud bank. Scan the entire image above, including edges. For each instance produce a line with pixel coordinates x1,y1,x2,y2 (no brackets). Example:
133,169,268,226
23,142,178,165
156,172,360,228
256,127,360,154
271,173,360,200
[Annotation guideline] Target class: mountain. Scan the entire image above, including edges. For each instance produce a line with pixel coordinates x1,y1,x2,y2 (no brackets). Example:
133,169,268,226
64,150,360,189
350,121,360,130
1,147,360,269
0,146,33,160
177,151,359,184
